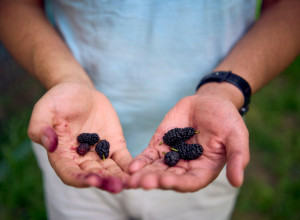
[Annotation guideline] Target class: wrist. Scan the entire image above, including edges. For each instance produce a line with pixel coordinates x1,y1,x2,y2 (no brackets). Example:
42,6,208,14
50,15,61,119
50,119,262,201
38,69,94,90
53,74,94,89
196,71,252,115
196,81,244,112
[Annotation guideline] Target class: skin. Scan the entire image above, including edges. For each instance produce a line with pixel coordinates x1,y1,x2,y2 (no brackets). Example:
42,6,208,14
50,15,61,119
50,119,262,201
0,0,299,193
0,0,132,193
127,0,300,191
28,82,133,193
128,95,249,192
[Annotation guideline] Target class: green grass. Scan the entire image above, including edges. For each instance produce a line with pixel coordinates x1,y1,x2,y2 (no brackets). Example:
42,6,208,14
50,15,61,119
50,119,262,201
0,115,46,220
0,70,46,219
232,56,300,220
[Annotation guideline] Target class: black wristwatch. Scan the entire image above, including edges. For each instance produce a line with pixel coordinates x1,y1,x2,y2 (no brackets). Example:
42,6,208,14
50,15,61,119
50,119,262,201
196,71,252,116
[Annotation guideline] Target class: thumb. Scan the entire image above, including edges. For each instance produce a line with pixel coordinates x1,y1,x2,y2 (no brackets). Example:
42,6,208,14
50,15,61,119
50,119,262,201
111,148,133,173
225,127,250,187
28,99,58,152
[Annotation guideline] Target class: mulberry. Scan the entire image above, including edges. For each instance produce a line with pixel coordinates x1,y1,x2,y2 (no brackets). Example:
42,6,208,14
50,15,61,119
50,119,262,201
76,143,91,156
95,140,110,159
177,143,203,160
172,141,187,150
162,128,183,146
164,151,180,167
162,127,198,146
162,127,203,166
179,127,197,141
77,133,100,145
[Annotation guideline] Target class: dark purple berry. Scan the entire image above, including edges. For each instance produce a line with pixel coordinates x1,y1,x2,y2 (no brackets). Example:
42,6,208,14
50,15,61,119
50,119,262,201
164,151,180,167
179,127,197,141
172,141,187,150
95,140,110,159
77,133,100,145
76,143,91,156
162,127,198,146
177,143,203,160
162,128,182,146
90,133,100,144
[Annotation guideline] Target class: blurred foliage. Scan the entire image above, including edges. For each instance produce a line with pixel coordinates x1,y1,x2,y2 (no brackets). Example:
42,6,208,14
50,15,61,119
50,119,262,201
0,114,46,220
232,56,300,220
0,46,46,220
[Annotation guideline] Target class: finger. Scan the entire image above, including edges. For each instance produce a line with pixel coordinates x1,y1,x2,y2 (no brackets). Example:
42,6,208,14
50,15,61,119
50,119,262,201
138,159,168,190
28,99,58,152
159,173,203,192
225,127,250,187
94,159,126,193
159,167,219,192
99,159,130,181
139,166,187,190
84,173,123,193
140,173,160,190
136,159,190,190
51,157,101,187
79,160,104,174
52,157,124,193
139,161,188,189
165,166,187,175
80,159,128,189
128,146,160,173
128,160,167,188
111,148,133,172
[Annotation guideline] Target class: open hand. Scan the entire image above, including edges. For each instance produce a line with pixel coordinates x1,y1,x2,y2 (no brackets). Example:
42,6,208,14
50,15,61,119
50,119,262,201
28,82,132,193
128,94,249,192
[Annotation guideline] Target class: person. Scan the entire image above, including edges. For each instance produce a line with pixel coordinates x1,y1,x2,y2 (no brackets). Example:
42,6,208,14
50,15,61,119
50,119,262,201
0,0,299,219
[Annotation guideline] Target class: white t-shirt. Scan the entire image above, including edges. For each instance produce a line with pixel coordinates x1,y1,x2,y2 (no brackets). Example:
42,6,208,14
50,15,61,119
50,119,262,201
49,0,256,156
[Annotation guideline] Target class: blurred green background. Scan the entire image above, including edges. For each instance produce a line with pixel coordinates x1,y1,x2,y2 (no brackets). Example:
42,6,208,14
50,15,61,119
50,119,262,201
0,0,300,219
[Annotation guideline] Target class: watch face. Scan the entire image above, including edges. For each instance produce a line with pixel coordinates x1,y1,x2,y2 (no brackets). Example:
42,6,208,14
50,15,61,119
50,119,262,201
239,106,249,116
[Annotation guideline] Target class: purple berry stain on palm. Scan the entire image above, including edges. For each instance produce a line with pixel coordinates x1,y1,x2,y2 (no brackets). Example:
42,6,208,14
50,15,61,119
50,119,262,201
101,177,123,194
42,127,58,152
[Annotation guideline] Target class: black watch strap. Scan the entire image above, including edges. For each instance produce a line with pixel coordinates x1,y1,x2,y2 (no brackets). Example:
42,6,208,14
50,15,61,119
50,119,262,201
196,71,252,115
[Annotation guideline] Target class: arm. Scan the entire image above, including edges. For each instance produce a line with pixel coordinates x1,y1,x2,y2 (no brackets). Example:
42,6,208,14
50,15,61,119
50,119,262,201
0,0,92,89
0,0,132,193
200,0,300,110
128,0,300,191
196,0,300,186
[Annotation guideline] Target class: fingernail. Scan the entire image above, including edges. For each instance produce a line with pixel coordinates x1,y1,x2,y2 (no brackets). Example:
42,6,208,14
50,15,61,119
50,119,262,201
41,127,58,152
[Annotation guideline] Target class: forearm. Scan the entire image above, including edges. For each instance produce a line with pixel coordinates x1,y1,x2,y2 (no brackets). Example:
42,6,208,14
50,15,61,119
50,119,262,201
0,0,93,89
197,0,300,110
